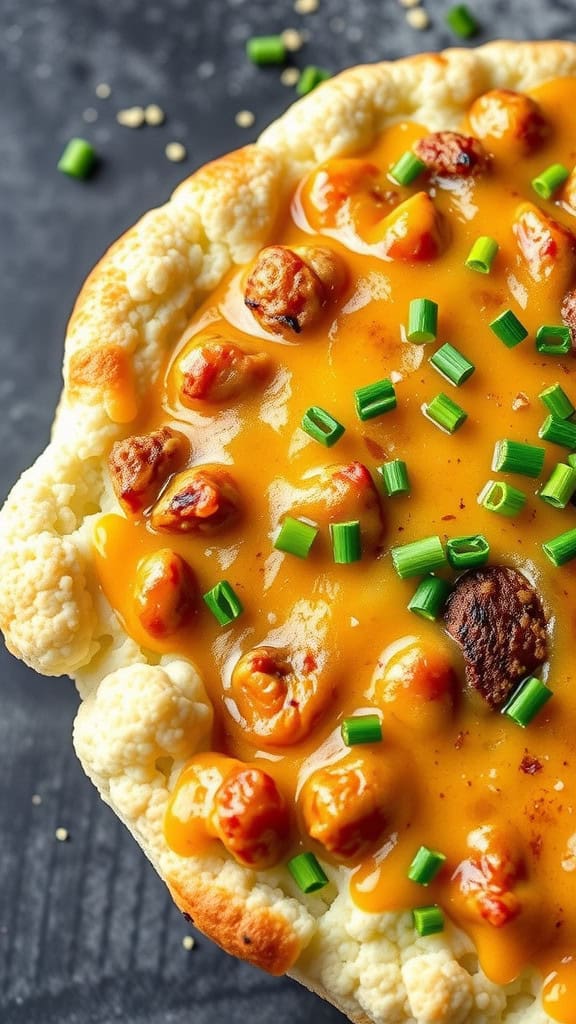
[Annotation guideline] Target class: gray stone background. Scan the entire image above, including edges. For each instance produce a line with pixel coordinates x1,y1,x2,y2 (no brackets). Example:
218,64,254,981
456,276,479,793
0,1,574,1022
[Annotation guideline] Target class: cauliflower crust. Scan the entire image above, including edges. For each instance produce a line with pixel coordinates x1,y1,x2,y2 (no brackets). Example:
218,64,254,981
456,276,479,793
2,41,574,1023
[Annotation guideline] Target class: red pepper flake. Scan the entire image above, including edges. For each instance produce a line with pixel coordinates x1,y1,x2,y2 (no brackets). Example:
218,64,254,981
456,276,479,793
520,752,543,775
363,436,387,461
441,514,457,521
529,834,543,859
454,730,468,750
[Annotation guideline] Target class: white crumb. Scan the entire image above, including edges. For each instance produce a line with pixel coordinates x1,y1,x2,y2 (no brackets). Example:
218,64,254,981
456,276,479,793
182,935,196,950
281,67,300,86
406,7,430,28
31,794,42,806
82,108,98,123
116,106,145,128
282,28,305,51
55,827,69,842
294,0,319,12
95,82,111,99
235,110,255,128
165,141,187,162
144,104,166,126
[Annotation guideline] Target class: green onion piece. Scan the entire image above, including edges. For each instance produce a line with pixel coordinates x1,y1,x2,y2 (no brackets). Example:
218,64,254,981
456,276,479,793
479,480,527,517
531,163,570,201
341,714,383,746
274,517,318,558
422,393,467,434
445,4,479,38
391,536,447,579
539,415,576,449
378,459,411,497
246,35,286,65
413,905,445,937
408,846,447,886
296,66,331,96
354,378,397,421
203,581,243,626
540,383,575,420
465,236,499,274
330,520,362,564
489,309,528,348
429,343,475,387
542,527,576,566
539,463,576,509
491,439,545,478
446,534,490,569
287,852,329,893
57,138,96,179
407,298,438,344
568,453,576,469
389,151,426,186
535,324,571,356
408,575,452,621
302,406,345,447
502,677,553,728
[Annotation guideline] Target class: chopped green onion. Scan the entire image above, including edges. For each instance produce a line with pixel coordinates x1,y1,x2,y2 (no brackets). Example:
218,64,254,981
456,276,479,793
429,343,475,387
408,846,447,886
378,459,411,497
489,310,528,348
539,415,576,449
446,534,490,569
246,35,286,65
354,379,397,421
287,852,329,893
341,714,383,746
542,527,576,566
502,677,553,728
491,439,545,478
422,393,467,434
540,383,575,420
413,905,445,937
531,163,570,201
445,4,479,38
407,298,438,344
536,324,571,356
465,236,499,274
296,66,331,97
408,575,452,621
539,463,576,509
389,151,426,186
391,536,447,579
330,521,362,564
274,517,318,558
568,453,576,469
57,138,96,179
302,406,345,447
203,581,243,626
479,480,526,517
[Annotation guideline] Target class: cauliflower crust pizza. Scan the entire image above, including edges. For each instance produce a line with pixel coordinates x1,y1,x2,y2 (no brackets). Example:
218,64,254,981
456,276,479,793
7,39,576,1024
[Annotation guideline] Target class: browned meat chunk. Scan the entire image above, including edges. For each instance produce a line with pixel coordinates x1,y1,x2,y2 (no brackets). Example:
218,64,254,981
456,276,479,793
133,549,197,638
468,89,548,155
108,427,189,515
244,244,346,337
176,336,271,405
443,566,548,709
561,288,576,351
150,465,241,534
414,131,488,179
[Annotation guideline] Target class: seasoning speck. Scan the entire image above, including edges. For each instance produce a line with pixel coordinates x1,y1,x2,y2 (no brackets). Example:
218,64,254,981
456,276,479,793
144,104,166,126
82,107,98,124
282,28,305,52
554,780,566,792
281,67,300,87
95,82,111,99
294,0,319,12
117,106,145,128
520,753,543,776
31,794,42,806
55,827,69,842
165,141,187,163
512,391,530,411
406,6,430,28
235,110,255,128
182,935,195,950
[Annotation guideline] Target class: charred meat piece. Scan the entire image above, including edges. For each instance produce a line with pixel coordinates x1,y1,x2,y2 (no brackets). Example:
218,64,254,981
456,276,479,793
212,766,289,869
244,244,346,337
151,465,241,534
108,427,188,515
443,566,548,709
414,131,488,179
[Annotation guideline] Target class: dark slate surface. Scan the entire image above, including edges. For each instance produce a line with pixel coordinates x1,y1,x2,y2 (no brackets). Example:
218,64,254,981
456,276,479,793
0,1,573,1022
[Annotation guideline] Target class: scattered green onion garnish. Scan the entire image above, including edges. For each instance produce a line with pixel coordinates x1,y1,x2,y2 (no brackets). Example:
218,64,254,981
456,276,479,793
408,575,452,621
502,677,553,728
413,905,445,937
330,521,362,564
491,439,545,478
389,151,426,186
479,480,527,517
539,464,576,509
531,163,570,201
568,454,576,469
540,383,575,420
407,298,438,344
301,406,345,447
422,393,467,434
535,324,572,356
203,581,244,626
378,459,411,497
341,714,382,746
465,236,499,274
354,378,397,421
429,343,475,387
539,415,576,449
445,4,479,38
489,310,528,348
296,66,331,96
287,852,329,893
446,534,490,569
408,846,447,886
246,35,286,66
274,517,318,558
542,526,576,567
57,138,96,179
391,536,447,579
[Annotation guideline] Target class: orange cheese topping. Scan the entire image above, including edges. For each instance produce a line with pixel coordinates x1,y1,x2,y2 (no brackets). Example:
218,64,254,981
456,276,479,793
94,77,576,1019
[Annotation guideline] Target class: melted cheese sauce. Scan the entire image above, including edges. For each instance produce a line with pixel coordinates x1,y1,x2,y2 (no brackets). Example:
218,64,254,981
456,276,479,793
94,78,576,1020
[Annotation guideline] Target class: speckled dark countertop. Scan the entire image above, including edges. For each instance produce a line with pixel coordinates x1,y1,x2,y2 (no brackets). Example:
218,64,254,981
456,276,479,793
0,2,573,1022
